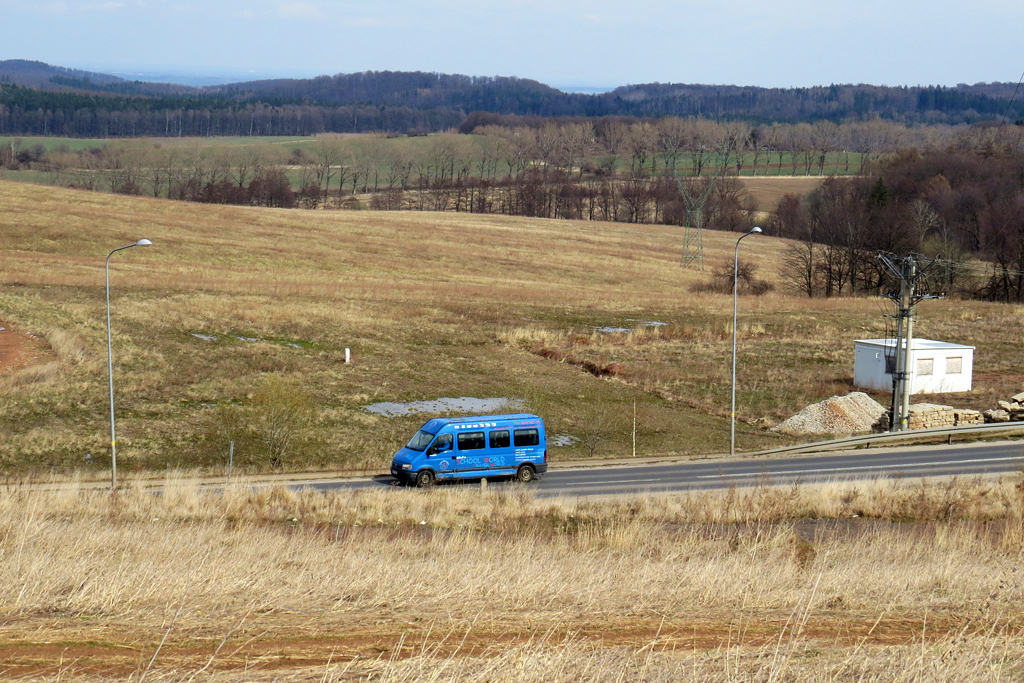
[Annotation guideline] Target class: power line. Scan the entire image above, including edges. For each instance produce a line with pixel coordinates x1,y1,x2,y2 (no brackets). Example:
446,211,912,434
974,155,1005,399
998,70,1024,126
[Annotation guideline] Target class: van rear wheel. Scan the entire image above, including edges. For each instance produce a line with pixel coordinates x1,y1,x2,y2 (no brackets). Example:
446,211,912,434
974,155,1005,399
415,469,436,488
516,465,536,483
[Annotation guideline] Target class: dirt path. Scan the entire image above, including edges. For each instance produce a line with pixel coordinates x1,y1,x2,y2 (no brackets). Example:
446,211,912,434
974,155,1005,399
0,614,996,678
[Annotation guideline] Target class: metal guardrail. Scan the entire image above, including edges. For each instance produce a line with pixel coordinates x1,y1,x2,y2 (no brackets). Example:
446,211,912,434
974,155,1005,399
750,422,1024,458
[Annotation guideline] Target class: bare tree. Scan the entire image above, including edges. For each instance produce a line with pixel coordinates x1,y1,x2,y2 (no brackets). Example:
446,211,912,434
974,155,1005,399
657,117,688,177
554,122,595,179
599,121,630,176
246,376,315,470
312,134,347,202
721,121,750,176
812,121,840,175
536,124,560,176
627,122,659,177
475,132,507,181
686,118,722,177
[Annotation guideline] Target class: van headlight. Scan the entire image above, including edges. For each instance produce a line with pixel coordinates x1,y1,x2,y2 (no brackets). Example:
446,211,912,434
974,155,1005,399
402,463,413,470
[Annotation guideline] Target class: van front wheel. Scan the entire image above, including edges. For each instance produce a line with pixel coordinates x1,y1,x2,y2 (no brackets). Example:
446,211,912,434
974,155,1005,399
516,465,536,483
415,470,436,488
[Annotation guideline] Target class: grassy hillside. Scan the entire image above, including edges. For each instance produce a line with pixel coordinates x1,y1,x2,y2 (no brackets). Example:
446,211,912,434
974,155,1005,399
0,180,1020,475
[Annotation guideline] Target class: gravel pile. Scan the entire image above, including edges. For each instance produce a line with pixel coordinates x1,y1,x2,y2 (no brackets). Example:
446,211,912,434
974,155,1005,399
773,392,886,436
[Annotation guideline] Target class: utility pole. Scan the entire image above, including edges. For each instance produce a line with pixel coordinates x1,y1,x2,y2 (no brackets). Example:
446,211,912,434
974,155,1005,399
878,255,942,432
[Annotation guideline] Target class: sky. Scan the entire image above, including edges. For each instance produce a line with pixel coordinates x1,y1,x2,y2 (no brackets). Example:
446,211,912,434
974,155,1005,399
2,0,1022,90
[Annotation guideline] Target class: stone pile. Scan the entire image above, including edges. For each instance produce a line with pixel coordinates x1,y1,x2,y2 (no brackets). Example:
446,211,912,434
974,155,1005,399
982,391,1024,423
772,392,887,436
880,403,984,430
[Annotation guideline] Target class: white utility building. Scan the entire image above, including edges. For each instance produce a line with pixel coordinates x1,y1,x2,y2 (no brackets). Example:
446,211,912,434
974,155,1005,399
854,339,975,394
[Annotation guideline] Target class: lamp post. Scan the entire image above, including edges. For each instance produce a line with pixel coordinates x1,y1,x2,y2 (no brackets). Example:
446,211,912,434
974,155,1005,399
106,239,152,489
731,226,761,457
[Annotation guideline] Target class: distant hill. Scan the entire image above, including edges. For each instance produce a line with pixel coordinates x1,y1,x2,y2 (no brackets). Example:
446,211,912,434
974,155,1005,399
1,60,1022,138
603,82,1024,121
0,59,125,88
0,60,205,96
210,71,583,114
208,73,1024,123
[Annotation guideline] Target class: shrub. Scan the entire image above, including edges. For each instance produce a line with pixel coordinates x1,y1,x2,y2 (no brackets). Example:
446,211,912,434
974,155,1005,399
689,259,775,295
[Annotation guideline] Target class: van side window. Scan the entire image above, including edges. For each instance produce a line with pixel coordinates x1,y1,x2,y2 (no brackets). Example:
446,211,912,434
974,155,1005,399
489,430,510,448
457,431,486,450
428,433,452,455
513,428,539,447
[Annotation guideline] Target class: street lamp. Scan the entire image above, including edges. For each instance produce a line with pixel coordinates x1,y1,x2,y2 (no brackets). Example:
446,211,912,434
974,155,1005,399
106,238,152,489
731,226,761,457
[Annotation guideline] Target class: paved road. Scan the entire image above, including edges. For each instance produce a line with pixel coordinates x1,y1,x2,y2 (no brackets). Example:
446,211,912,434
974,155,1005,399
303,440,1024,499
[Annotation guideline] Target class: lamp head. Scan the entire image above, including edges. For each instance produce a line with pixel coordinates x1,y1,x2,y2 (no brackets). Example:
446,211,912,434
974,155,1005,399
135,239,153,246
750,226,762,234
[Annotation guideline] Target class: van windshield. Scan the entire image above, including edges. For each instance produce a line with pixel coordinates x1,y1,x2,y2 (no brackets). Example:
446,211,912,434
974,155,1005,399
405,430,435,452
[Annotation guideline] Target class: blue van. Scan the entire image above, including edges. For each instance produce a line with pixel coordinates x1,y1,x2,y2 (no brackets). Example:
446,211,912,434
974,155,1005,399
391,413,547,487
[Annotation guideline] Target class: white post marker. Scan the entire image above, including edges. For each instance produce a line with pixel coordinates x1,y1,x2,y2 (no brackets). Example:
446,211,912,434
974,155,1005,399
345,348,351,364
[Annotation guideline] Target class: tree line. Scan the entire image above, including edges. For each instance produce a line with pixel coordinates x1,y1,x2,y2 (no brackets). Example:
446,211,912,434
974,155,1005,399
768,136,1024,302
0,83,463,138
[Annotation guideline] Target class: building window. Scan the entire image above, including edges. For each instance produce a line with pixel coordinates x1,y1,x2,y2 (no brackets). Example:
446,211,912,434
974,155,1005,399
917,358,934,376
946,357,963,374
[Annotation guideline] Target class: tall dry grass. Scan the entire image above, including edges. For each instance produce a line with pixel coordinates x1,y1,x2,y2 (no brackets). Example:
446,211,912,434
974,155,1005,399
1,477,1023,680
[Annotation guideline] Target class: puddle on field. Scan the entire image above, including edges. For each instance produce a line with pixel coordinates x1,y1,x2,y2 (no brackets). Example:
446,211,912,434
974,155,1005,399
365,397,525,417
596,320,669,333
551,433,580,447
192,333,305,349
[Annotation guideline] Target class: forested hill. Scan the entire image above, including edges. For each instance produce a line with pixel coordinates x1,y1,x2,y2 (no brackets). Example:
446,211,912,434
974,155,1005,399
215,72,578,113
608,83,1024,122
215,72,1024,124
2,60,1023,137
0,59,125,88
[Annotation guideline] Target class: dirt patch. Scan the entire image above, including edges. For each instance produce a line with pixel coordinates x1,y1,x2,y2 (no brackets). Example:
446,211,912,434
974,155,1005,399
737,176,828,212
0,322,56,379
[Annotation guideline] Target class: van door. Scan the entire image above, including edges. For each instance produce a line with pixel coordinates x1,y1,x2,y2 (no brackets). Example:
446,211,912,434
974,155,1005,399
425,433,454,477
454,429,488,475
486,426,513,471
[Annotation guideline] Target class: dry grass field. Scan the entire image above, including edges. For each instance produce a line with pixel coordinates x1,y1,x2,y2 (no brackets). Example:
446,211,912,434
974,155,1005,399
1,477,1022,680
739,176,828,212
1,179,1023,475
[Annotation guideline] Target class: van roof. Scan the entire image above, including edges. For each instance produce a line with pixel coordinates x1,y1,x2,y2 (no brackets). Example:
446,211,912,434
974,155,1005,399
420,413,541,434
